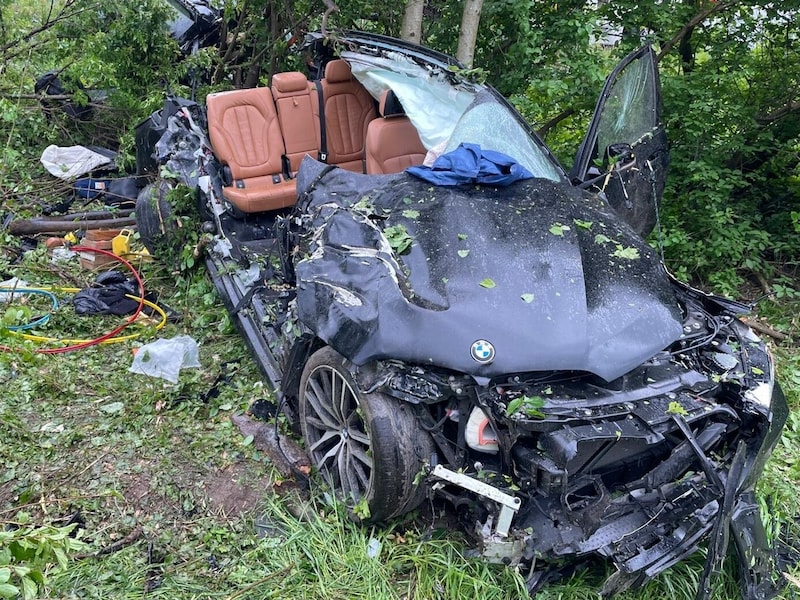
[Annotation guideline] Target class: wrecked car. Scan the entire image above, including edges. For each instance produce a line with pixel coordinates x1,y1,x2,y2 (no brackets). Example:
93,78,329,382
136,31,788,597
165,0,221,56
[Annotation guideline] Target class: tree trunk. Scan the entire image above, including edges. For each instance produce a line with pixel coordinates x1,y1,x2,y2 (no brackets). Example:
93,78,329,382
456,0,484,68
400,0,425,44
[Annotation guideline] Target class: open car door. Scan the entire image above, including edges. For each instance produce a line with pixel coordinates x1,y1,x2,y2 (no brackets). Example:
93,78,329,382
570,45,668,237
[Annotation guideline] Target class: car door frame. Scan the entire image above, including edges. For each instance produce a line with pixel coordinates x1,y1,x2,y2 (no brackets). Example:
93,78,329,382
570,44,669,237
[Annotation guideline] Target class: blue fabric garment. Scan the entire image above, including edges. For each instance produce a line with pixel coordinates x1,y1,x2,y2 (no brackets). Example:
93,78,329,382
74,177,112,199
406,143,533,187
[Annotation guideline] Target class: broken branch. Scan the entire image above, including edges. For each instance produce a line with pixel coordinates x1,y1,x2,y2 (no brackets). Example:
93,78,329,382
755,98,800,126
741,318,790,342
8,216,136,236
536,107,576,139
75,526,143,559
657,1,734,63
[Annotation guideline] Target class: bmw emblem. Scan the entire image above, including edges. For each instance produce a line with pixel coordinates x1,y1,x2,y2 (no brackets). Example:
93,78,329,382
470,340,495,364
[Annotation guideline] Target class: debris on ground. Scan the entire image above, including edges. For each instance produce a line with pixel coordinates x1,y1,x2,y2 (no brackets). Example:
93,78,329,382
8,214,136,236
40,144,114,179
231,412,310,479
129,335,200,383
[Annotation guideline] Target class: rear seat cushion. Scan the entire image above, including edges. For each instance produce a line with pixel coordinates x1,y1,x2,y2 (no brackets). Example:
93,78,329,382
206,88,285,180
272,72,320,173
320,60,377,171
221,175,297,213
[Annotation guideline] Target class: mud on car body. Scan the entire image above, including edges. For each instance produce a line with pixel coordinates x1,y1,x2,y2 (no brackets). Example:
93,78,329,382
136,30,788,598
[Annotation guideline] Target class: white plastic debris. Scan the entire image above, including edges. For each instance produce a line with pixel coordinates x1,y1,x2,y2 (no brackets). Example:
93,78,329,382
40,144,112,179
129,335,201,383
367,538,382,559
1,277,29,289
50,247,77,263
235,262,261,287
212,237,233,259
0,278,29,301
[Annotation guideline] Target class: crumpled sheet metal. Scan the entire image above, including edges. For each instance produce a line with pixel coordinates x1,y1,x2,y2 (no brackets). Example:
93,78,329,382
293,157,682,382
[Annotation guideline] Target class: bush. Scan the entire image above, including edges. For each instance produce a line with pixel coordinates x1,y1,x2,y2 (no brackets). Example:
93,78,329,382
0,515,87,600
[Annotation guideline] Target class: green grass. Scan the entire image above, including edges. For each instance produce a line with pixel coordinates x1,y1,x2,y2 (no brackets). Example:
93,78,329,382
1,241,799,600
0,249,533,599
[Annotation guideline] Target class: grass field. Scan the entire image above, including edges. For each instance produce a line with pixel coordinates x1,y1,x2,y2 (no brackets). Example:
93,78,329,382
0,235,798,599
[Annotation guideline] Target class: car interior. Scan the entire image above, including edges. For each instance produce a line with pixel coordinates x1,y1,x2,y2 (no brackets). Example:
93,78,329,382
205,59,428,215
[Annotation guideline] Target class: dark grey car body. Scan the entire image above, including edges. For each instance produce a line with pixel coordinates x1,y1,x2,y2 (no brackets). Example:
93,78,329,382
140,31,788,598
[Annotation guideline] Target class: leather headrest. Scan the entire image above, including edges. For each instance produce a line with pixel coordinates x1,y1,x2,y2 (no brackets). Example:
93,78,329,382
379,89,406,118
324,59,352,83
272,71,309,93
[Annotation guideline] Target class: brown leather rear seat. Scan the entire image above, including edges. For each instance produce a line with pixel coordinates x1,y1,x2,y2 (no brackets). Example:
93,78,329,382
365,89,426,174
206,87,296,213
272,71,320,175
318,60,377,172
205,62,378,214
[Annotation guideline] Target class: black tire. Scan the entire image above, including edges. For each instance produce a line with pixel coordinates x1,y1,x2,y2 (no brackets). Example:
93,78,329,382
299,346,434,522
135,179,175,255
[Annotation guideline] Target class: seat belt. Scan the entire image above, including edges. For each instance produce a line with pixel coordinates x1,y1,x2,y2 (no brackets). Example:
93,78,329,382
315,82,328,162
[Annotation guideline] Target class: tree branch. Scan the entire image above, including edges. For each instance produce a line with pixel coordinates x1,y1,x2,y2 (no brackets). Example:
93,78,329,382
657,1,736,63
321,0,338,37
75,527,143,560
0,0,96,55
536,107,575,139
741,318,790,342
755,98,800,126
1,93,71,100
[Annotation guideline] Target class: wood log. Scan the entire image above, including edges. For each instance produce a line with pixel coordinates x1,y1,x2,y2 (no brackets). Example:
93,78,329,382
742,318,791,342
8,216,136,235
37,210,130,222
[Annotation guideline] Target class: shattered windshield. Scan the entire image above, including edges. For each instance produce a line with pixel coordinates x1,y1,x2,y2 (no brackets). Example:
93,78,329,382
345,50,562,181
443,92,563,181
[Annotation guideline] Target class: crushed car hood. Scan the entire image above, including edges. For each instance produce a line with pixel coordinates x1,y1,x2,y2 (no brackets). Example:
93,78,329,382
294,158,683,382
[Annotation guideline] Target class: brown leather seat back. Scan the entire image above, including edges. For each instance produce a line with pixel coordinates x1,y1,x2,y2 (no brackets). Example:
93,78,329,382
272,71,320,174
206,87,285,180
365,90,427,174
206,88,296,213
319,59,377,172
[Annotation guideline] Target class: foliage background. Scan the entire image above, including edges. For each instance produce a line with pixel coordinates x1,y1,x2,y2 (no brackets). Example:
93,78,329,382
0,0,799,598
